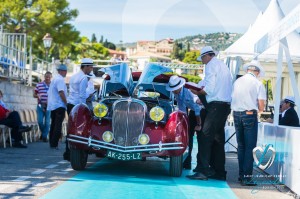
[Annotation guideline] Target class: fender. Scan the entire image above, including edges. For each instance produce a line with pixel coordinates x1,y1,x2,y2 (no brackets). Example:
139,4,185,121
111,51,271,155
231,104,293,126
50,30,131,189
68,103,93,138
164,111,188,156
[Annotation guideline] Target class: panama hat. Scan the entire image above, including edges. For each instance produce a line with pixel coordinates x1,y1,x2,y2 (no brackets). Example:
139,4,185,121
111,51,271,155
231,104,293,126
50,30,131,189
81,58,94,66
166,75,186,91
57,64,67,71
197,46,216,62
284,96,295,105
243,60,265,77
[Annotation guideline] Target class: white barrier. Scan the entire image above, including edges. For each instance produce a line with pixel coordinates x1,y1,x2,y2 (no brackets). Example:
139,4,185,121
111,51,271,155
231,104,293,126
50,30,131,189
225,126,237,152
257,122,300,195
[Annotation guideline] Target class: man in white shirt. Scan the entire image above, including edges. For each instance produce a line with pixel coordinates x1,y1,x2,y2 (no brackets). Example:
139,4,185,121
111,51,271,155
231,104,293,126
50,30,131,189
86,72,96,110
47,64,68,149
187,46,232,180
64,58,94,160
231,60,266,185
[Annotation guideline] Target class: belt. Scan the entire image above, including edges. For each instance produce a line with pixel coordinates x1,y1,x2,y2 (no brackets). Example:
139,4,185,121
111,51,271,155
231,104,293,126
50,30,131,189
233,110,257,115
209,101,230,105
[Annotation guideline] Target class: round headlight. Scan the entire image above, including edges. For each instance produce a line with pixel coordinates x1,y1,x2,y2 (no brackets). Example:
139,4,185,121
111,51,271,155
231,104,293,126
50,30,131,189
93,103,108,118
138,134,150,145
102,131,114,143
149,106,165,122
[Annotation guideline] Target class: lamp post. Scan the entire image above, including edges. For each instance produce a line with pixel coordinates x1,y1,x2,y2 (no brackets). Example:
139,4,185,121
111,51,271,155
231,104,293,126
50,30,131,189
43,33,53,71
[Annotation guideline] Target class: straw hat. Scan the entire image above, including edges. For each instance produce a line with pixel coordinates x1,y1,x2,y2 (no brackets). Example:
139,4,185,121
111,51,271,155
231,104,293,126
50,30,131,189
197,46,216,61
166,75,186,91
243,60,265,77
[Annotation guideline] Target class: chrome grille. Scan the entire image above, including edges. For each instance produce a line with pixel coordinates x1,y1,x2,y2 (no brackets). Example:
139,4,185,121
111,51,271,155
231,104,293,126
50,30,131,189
112,99,146,146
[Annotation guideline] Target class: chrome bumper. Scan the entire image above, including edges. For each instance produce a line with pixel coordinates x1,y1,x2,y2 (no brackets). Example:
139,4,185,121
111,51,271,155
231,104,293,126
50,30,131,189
68,134,184,153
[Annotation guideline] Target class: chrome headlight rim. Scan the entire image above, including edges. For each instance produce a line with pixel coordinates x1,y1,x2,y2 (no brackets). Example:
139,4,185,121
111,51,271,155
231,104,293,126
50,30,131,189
102,131,114,143
138,134,150,145
149,106,165,122
93,103,108,118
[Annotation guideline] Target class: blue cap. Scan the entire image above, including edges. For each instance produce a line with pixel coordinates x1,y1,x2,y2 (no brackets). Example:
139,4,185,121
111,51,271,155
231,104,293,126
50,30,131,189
57,64,67,71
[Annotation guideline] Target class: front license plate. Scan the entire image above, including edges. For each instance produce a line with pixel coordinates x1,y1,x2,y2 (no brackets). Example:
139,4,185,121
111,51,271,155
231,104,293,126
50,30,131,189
106,150,142,161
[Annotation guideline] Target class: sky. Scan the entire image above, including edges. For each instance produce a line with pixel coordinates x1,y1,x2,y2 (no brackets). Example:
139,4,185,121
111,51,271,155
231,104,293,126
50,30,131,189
68,0,299,43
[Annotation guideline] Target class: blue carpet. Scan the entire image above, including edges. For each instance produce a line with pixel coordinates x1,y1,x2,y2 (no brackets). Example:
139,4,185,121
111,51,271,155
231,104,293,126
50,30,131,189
42,157,237,199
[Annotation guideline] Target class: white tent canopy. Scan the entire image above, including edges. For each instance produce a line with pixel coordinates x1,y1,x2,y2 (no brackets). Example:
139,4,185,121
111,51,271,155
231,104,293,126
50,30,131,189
224,0,300,58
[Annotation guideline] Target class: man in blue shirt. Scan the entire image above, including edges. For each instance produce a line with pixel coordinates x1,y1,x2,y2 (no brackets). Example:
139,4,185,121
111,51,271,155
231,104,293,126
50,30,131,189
166,75,201,170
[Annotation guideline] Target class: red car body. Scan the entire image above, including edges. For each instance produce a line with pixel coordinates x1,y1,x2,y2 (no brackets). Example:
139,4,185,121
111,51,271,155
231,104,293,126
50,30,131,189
67,63,189,176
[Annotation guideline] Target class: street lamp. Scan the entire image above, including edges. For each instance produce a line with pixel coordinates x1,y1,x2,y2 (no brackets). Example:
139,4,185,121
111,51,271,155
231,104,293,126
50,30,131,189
43,33,53,70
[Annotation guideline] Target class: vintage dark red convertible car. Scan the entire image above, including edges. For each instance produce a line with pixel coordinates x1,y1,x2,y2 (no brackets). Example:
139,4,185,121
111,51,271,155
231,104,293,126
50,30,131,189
67,63,189,176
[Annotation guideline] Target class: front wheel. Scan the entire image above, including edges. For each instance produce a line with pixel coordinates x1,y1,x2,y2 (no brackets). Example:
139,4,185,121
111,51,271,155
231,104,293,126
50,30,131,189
169,155,183,177
70,148,88,170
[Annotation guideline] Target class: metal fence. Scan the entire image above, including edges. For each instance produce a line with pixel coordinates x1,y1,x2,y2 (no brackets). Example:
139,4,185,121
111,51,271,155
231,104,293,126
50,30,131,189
0,28,55,85
0,43,28,82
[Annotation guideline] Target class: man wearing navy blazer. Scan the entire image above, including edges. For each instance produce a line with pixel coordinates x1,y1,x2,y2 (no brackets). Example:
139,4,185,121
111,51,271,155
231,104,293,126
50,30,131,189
279,96,300,127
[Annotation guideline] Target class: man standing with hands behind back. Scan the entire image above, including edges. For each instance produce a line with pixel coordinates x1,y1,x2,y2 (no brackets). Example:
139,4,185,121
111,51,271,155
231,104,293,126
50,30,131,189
47,64,68,149
187,46,232,180
34,71,52,142
231,60,266,186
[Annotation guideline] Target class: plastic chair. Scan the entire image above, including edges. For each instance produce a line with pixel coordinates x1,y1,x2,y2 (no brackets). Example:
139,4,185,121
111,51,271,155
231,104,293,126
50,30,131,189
29,109,39,141
17,110,29,144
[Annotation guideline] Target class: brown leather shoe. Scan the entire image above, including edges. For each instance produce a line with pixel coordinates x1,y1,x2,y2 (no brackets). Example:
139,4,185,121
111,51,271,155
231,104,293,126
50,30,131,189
186,172,208,180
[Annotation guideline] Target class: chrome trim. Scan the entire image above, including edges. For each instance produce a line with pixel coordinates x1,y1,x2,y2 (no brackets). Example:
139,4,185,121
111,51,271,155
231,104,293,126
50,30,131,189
68,134,184,153
112,98,147,146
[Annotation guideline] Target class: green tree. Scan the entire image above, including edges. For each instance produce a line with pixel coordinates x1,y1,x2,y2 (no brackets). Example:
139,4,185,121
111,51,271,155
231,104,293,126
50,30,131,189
187,42,190,52
70,36,109,61
91,33,97,43
182,51,201,64
107,42,116,50
180,74,201,83
263,80,273,101
0,0,80,59
171,41,180,59
99,35,104,43
103,39,108,47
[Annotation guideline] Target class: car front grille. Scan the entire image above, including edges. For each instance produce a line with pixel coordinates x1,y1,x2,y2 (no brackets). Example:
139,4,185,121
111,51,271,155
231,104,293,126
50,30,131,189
112,99,146,146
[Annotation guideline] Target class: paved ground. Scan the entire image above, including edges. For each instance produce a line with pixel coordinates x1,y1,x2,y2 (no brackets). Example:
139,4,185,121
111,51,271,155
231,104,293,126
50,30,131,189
0,139,298,199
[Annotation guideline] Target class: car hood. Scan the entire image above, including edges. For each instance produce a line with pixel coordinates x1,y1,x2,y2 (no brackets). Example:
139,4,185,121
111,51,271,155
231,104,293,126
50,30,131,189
135,63,172,90
100,63,133,94
100,63,172,96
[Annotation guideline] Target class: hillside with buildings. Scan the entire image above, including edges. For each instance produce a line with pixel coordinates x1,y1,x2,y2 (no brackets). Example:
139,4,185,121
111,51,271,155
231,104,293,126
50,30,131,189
175,32,242,51
120,32,242,52
122,32,242,71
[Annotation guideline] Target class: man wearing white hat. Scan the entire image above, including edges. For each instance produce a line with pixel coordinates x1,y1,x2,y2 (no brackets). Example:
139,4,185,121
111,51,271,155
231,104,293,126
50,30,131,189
166,75,202,169
279,96,299,127
47,64,68,149
86,72,96,110
231,60,266,185
187,46,232,181
63,58,94,160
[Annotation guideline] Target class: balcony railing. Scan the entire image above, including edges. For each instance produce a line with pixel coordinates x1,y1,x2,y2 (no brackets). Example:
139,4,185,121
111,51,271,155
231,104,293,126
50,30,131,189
0,43,28,83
